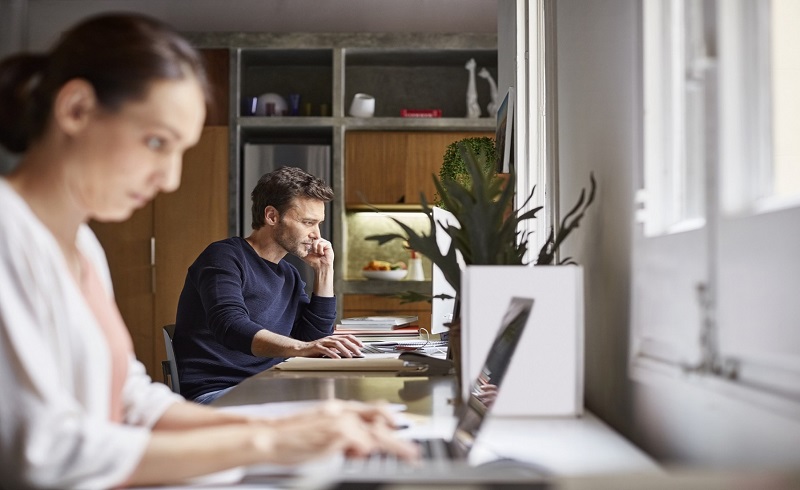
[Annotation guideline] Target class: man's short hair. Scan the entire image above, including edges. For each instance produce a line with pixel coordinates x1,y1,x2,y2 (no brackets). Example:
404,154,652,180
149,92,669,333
250,166,334,230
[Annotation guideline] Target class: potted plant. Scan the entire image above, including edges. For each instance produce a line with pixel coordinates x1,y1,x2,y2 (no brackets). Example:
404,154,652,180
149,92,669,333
367,141,596,404
434,136,497,210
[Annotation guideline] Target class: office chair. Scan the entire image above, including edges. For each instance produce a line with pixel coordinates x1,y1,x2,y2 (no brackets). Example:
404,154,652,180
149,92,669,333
161,324,181,394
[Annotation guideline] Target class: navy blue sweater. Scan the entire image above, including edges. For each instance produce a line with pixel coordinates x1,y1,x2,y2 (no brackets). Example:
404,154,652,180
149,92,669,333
173,237,336,400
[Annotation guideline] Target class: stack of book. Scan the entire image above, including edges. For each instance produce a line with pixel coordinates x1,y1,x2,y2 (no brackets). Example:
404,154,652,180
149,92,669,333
333,315,419,337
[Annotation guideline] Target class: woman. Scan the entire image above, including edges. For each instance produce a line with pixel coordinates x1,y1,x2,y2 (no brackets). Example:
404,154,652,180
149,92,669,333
0,13,417,489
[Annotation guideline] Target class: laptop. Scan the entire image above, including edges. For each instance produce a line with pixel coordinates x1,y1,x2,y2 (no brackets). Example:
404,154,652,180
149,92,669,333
339,297,538,474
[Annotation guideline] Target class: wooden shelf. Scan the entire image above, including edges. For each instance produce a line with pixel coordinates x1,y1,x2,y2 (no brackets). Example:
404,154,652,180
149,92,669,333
238,116,495,131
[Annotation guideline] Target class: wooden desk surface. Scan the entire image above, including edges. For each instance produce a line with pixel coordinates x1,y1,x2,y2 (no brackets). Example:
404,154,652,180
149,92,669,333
212,368,454,418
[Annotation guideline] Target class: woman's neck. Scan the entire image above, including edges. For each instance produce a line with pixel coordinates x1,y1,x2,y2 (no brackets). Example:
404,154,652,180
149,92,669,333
8,148,86,279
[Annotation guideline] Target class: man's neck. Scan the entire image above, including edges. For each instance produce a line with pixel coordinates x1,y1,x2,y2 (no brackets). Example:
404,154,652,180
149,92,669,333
245,230,286,263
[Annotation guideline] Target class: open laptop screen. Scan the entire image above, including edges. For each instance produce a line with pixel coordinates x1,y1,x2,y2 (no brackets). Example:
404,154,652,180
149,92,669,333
450,297,534,458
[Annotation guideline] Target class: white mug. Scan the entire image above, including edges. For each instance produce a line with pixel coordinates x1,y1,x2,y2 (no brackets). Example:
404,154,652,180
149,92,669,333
349,93,375,117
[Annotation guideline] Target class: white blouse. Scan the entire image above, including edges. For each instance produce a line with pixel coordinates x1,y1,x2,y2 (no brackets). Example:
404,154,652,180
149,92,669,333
0,179,182,489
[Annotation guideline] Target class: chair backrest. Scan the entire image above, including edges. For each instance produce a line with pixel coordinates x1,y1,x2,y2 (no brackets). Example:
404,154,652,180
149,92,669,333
161,324,180,394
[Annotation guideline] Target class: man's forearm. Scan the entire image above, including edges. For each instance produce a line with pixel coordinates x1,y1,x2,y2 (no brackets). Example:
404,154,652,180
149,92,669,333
250,329,305,357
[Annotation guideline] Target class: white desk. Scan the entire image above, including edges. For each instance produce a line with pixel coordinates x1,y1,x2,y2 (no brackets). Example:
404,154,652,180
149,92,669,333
208,369,659,487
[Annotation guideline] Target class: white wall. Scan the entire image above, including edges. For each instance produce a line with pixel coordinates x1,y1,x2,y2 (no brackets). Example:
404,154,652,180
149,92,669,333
555,0,800,470
555,0,638,435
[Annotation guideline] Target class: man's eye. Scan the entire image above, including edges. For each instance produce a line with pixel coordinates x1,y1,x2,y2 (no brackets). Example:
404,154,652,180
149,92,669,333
146,137,165,150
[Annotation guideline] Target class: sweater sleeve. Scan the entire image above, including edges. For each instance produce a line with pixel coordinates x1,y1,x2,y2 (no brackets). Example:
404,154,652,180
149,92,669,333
292,294,337,341
191,243,267,354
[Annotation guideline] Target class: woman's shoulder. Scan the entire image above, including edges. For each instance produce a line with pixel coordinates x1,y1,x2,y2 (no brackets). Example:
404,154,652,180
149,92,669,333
0,179,55,252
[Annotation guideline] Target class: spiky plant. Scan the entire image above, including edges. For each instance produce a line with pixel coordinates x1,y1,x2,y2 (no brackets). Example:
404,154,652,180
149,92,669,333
367,142,540,296
367,140,597,304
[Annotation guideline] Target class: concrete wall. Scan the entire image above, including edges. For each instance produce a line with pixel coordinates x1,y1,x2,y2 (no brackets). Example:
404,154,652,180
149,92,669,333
12,0,496,50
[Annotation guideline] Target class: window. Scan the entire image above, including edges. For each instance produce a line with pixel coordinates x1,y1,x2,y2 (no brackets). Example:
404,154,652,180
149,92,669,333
634,0,800,411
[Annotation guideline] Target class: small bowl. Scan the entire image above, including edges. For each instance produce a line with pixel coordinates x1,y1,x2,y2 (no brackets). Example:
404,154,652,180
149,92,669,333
362,269,408,281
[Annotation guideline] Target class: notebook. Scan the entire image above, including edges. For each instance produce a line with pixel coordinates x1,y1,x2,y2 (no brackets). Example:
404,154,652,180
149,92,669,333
339,296,536,474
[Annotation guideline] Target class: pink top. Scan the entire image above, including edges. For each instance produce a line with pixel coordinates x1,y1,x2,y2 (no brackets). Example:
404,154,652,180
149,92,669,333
78,255,134,423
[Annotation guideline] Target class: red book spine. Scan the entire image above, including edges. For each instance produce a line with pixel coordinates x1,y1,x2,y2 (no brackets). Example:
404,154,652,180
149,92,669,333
400,109,442,118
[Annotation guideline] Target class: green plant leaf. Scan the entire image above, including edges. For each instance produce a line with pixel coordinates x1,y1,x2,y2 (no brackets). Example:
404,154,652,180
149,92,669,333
366,139,597,315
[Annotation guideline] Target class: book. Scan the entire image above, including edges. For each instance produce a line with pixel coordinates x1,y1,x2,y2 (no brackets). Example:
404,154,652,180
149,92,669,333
333,325,420,337
339,315,418,328
400,109,442,118
273,356,427,373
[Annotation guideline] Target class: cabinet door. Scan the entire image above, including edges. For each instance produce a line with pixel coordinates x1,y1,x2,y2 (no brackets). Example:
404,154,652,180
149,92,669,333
89,126,229,379
345,131,408,205
90,206,156,375
153,126,229,367
345,131,494,206
201,49,230,125
405,131,494,204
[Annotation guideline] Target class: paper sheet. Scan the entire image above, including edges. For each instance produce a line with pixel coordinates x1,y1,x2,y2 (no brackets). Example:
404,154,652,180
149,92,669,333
272,355,421,372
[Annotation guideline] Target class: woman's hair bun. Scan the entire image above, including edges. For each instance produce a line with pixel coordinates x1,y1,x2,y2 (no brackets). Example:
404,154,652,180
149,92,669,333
0,53,48,153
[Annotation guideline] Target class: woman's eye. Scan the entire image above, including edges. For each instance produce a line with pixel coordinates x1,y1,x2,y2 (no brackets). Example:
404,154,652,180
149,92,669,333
146,137,165,150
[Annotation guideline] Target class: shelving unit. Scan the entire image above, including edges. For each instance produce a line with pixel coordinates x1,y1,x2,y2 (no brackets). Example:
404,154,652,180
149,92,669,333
186,32,498,321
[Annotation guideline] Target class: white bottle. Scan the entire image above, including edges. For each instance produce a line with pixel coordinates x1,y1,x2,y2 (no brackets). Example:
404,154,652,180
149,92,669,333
407,251,424,281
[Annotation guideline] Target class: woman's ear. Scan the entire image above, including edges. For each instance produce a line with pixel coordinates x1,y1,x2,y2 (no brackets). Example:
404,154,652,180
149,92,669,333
52,79,97,136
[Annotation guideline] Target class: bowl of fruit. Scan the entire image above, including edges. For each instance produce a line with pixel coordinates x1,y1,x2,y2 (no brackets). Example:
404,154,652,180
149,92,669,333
361,260,408,281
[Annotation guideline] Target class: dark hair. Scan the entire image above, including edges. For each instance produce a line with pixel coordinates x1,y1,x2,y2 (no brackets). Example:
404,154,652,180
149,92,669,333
251,166,334,230
0,13,210,153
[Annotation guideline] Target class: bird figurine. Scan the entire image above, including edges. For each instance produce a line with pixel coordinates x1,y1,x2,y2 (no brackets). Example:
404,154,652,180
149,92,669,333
465,58,481,118
478,67,499,117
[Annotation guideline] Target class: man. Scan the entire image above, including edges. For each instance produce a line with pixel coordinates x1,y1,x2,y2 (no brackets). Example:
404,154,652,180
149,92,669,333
173,166,362,404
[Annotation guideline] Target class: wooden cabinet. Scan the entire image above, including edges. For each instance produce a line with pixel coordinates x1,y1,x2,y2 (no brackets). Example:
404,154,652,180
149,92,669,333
345,130,494,207
90,49,229,379
91,126,229,378
343,295,432,333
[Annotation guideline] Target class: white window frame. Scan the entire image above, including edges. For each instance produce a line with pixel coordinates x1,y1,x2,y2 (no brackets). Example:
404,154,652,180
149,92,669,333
634,0,800,419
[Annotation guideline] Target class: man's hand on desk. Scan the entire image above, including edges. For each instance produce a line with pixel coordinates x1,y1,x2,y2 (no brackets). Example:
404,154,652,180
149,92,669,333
296,334,364,358
252,400,420,465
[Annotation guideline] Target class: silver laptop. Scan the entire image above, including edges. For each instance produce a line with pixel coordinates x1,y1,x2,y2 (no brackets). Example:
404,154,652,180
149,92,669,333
344,297,536,470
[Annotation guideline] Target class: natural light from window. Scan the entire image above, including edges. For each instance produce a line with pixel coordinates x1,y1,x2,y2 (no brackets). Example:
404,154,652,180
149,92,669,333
770,0,800,200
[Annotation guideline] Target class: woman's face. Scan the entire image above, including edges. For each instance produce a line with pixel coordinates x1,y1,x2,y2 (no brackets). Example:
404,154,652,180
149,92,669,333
69,77,206,222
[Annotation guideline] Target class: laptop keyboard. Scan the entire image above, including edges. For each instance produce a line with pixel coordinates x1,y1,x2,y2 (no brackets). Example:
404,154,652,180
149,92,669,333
341,437,452,475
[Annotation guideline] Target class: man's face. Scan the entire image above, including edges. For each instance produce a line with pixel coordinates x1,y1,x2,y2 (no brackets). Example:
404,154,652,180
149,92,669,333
274,197,326,258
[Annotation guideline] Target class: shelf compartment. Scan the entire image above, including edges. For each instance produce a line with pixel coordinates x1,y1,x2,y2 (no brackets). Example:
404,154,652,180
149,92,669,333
239,49,333,118
344,48,498,118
